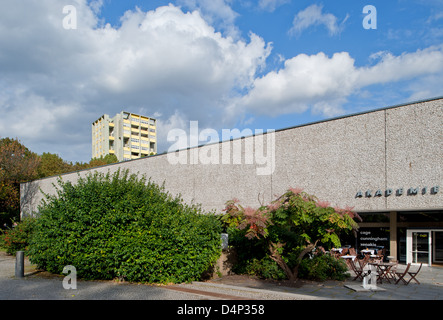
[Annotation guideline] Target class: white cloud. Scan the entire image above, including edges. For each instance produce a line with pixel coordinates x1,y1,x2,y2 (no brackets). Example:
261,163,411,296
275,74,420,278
239,52,356,117
258,0,290,12
156,110,190,151
89,0,104,14
1,0,442,163
177,0,240,38
289,4,344,37
427,11,443,23
239,46,443,117
0,1,271,161
357,46,443,86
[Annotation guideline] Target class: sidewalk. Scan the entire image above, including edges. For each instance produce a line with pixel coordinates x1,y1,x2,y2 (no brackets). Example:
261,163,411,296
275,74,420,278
182,266,443,300
1,252,442,300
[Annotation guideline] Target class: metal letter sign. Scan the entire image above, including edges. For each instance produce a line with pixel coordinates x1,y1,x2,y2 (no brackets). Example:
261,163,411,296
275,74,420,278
356,186,439,198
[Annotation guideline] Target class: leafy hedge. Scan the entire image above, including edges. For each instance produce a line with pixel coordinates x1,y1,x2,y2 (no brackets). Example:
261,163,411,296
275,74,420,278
298,254,349,282
0,217,36,255
28,169,222,283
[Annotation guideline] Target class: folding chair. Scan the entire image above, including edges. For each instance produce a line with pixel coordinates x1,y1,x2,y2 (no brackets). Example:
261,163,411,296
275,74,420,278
404,263,423,285
386,262,398,283
349,259,364,281
340,248,349,257
372,249,384,263
358,255,370,269
395,263,411,285
349,248,357,256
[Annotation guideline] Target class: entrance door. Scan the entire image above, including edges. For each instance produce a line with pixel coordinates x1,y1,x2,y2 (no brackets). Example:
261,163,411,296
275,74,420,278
433,231,443,264
406,230,431,265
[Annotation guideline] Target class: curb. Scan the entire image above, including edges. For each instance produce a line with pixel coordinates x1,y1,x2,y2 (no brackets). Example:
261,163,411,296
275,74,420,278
177,281,325,300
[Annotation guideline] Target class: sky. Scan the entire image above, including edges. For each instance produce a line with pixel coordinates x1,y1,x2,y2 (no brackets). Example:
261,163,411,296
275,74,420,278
0,0,442,163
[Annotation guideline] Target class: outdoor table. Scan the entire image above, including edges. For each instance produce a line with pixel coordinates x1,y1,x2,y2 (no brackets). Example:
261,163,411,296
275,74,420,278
330,248,343,257
340,255,356,268
369,262,396,284
361,249,375,255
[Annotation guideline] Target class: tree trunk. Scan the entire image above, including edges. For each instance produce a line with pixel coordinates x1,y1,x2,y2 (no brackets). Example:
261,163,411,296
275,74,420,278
268,242,296,281
291,240,318,280
269,240,319,282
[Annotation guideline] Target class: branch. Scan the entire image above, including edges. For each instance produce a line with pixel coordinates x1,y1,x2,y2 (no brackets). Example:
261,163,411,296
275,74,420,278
292,239,320,280
268,242,295,281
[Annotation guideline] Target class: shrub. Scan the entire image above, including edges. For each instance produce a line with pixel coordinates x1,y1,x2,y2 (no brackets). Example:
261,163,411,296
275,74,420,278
298,254,349,282
245,257,287,280
221,187,359,281
28,169,222,283
0,217,36,255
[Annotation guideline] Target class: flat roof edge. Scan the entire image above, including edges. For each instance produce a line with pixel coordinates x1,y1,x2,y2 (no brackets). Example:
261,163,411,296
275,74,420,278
275,95,443,134
22,95,443,185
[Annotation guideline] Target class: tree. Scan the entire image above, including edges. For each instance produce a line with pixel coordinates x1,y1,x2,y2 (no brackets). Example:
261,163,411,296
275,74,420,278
0,138,40,184
87,154,118,168
0,136,119,227
0,181,19,224
221,187,361,282
37,152,73,178
0,138,40,226
37,153,119,178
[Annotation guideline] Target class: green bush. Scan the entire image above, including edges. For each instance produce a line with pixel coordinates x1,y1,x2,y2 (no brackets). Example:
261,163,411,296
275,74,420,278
225,227,288,280
245,257,287,280
0,217,36,255
298,254,349,282
28,169,222,283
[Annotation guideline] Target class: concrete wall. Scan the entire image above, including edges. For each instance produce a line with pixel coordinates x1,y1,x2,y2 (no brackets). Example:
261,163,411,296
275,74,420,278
21,97,443,217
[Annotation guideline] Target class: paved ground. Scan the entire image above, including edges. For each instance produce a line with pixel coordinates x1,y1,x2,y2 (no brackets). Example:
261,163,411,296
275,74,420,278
0,252,202,300
1,252,442,300
196,269,443,300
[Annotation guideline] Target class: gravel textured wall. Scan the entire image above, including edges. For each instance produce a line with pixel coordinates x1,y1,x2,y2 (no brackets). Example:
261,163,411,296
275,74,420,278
21,97,443,216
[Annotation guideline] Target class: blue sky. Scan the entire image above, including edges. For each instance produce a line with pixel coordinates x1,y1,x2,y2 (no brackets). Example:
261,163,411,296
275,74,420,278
0,0,442,162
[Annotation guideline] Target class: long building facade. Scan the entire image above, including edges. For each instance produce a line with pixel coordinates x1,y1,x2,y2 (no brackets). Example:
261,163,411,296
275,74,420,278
22,97,443,266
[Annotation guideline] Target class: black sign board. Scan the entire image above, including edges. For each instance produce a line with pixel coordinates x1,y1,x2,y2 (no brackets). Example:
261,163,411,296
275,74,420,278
357,227,389,251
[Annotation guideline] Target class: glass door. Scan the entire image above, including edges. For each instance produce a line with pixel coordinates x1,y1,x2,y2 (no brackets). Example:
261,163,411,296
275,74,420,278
433,231,443,264
406,230,431,265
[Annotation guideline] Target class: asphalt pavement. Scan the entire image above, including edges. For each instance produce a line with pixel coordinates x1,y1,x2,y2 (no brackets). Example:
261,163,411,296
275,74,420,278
1,252,442,300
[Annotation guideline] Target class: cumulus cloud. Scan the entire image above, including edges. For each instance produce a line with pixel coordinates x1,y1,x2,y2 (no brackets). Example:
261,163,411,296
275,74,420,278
358,47,443,86
289,4,346,37
177,0,240,37
239,46,443,117
0,0,271,161
239,52,356,116
1,0,442,163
